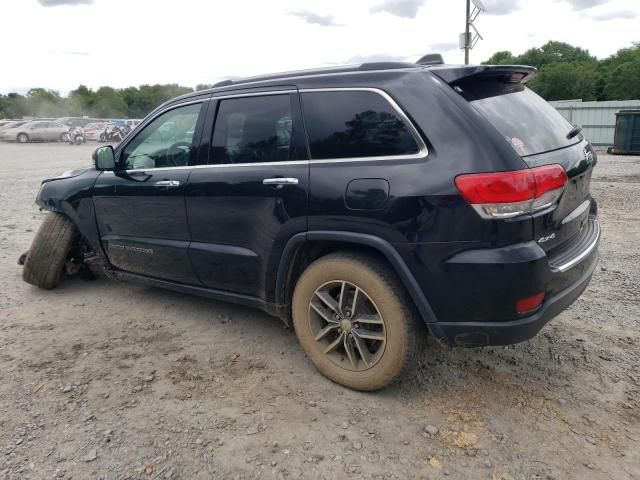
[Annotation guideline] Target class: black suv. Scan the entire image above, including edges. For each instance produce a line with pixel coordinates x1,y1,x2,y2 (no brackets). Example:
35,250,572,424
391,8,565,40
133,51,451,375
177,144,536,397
23,61,600,391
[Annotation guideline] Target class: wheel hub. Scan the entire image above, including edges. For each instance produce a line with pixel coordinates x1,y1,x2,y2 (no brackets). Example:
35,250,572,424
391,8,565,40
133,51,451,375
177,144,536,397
308,280,386,372
340,318,353,333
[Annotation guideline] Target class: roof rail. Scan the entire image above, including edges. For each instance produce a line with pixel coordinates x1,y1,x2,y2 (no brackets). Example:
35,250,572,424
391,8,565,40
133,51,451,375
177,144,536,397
209,62,420,89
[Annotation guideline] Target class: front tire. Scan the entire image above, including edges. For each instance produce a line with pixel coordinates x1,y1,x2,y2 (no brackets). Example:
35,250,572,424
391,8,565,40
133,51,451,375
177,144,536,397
17,133,29,143
292,253,421,391
23,213,78,289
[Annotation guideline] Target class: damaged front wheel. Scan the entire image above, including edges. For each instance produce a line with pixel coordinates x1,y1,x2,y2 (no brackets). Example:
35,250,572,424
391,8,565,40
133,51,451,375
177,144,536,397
22,213,78,289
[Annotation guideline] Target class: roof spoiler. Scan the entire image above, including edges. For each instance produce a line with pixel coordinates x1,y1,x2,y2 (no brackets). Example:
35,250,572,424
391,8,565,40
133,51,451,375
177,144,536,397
430,65,537,85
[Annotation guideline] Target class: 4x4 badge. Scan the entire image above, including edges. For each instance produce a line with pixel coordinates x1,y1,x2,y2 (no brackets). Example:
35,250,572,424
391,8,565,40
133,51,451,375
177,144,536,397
538,233,556,244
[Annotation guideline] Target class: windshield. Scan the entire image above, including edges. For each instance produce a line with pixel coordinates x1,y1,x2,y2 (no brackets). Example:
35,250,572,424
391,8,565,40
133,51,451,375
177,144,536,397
462,83,579,157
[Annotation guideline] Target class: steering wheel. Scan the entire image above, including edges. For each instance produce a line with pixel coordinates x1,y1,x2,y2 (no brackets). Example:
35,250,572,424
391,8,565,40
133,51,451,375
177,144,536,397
166,141,191,166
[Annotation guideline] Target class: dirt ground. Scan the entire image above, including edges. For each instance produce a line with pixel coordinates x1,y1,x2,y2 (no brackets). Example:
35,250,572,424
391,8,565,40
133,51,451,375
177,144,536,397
0,142,638,480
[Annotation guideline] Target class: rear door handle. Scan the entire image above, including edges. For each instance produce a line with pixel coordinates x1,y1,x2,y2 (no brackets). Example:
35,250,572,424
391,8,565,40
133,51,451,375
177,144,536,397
154,180,180,188
262,177,299,186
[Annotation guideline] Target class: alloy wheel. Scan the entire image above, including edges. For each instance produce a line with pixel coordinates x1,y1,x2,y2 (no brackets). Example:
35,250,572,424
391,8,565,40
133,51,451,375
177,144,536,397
308,280,386,372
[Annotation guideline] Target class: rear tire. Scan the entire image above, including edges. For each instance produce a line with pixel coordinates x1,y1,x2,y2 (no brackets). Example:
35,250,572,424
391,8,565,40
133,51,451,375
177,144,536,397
17,133,28,143
23,213,78,289
292,252,422,391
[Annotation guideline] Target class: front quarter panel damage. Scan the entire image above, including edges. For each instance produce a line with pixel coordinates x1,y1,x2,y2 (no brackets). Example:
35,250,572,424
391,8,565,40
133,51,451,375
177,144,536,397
36,168,105,261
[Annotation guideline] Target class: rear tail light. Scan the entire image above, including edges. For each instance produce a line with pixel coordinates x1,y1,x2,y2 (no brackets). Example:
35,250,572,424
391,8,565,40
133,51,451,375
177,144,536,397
516,292,545,314
455,165,567,219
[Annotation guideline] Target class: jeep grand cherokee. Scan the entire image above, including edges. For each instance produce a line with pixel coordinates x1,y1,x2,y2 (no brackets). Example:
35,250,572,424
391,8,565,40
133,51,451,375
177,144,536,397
22,60,600,390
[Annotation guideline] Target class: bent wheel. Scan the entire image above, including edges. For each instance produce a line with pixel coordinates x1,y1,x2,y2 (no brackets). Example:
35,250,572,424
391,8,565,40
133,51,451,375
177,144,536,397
22,213,78,289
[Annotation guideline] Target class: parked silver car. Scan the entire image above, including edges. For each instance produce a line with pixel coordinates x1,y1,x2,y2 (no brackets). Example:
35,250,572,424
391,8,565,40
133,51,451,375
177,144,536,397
0,120,28,132
1,120,69,143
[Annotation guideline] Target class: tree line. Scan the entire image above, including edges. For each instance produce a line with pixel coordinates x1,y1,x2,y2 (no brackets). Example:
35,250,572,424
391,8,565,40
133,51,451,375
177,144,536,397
1,40,639,120
0,83,214,120
483,41,640,101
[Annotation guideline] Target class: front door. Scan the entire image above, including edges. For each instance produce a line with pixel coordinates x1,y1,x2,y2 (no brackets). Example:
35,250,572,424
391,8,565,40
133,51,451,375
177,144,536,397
185,91,308,300
93,100,208,284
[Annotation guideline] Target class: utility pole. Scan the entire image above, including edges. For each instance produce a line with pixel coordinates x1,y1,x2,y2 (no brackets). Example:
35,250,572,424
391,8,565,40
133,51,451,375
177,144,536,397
460,0,485,65
464,0,471,65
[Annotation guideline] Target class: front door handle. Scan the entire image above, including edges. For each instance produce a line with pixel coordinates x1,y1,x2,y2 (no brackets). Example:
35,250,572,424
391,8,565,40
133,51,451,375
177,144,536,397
154,180,180,188
262,177,299,186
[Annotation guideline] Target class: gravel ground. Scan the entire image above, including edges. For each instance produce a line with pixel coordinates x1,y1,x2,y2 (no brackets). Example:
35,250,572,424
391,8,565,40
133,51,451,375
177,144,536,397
0,142,638,480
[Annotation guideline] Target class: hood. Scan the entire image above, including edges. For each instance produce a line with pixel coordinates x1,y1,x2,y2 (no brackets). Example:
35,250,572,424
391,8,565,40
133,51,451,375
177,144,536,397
42,166,91,184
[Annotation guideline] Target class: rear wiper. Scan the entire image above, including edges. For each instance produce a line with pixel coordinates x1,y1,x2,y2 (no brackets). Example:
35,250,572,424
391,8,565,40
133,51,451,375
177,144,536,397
566,125,583,140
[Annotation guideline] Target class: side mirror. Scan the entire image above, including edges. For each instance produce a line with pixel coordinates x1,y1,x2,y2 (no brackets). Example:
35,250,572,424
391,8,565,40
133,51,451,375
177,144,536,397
93,145,117,171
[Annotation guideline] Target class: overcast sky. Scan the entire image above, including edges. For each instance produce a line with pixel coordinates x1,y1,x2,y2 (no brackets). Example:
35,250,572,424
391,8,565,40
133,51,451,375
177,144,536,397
1,0,638,95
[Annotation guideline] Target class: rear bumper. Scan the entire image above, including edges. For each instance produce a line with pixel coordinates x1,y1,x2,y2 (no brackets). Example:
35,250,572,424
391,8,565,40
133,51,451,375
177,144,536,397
434,250,597,346
397,216,600,346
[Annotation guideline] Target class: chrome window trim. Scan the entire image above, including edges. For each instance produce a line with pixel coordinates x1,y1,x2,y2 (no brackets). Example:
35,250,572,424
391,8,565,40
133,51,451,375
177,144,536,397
136,98,207,128
115,97,211,160
117,98,208,169
299,87,429,162
117,94,298,172
101,160,311,175
103,86,429,174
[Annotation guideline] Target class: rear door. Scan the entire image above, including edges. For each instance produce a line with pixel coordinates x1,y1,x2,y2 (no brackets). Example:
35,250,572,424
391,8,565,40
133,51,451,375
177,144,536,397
29,122,48,141
185,89,308,299
93,100,208,284
461,81,596,252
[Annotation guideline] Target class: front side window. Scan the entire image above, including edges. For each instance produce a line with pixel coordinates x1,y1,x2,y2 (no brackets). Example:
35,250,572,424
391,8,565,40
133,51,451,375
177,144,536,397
301,91,420,160
210,94,295,164
122,103,202,170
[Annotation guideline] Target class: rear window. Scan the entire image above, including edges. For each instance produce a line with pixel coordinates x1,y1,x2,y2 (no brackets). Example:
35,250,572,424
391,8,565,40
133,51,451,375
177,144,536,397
301,91,420,160
462,83,578,157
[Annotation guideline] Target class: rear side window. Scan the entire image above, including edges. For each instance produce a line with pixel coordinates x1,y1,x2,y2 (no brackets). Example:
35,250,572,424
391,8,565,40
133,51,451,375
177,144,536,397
301,91,420,160
210,94,295,164
462,83,578,157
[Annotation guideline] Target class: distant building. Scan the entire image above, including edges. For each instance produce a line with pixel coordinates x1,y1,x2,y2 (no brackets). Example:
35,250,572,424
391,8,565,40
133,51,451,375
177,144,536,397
550,99,640,150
